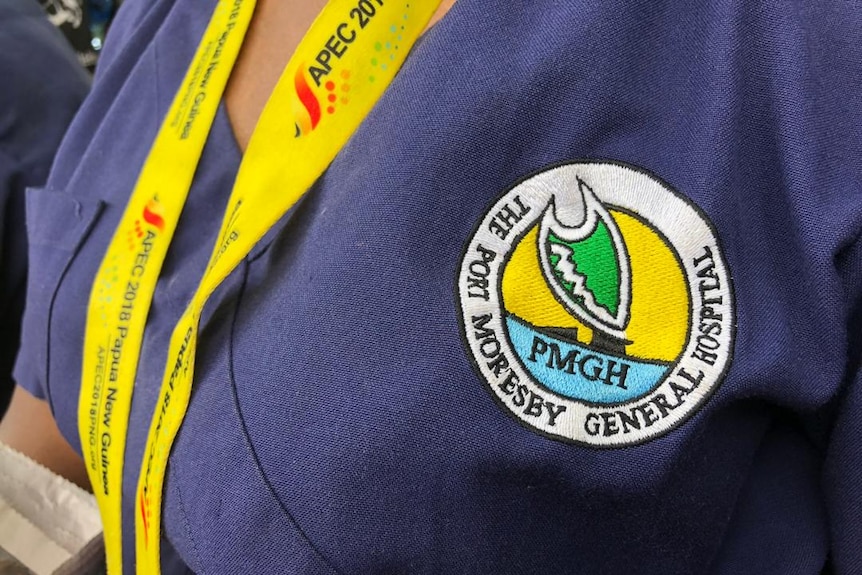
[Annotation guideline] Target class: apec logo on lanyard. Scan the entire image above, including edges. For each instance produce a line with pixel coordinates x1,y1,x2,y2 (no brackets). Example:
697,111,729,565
306,0,386,85
295,0,409,136
79,1,443,573
85,198,165,496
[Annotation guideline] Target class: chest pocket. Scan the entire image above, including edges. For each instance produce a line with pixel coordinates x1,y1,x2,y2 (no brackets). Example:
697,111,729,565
18,187,103,408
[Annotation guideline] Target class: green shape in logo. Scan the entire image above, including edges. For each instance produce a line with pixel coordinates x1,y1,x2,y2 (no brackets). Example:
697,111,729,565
539,177,632,339
547,218,622,318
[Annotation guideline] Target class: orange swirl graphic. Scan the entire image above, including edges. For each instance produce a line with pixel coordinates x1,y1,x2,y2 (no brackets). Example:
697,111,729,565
143,200,165,231
294,65,321,136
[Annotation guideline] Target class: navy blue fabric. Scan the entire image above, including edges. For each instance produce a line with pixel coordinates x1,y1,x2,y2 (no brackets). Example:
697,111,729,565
0,0,88,415
14,0,861,573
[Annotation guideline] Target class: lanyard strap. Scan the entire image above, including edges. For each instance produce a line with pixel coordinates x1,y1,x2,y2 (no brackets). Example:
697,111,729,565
78,1,441,572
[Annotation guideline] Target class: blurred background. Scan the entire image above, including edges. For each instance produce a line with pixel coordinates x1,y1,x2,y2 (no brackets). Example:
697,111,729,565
38,0,119,72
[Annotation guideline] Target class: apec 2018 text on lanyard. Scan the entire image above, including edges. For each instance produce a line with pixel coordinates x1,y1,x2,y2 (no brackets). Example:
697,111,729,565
78,1,442,572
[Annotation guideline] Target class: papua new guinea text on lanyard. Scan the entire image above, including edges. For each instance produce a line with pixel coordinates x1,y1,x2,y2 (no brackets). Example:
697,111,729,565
78,1,442,572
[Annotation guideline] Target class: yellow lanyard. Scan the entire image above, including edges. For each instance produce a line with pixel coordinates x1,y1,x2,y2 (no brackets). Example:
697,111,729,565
78,1,441,572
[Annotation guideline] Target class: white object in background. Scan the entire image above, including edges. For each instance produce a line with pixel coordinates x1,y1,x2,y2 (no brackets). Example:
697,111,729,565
0,443,101,574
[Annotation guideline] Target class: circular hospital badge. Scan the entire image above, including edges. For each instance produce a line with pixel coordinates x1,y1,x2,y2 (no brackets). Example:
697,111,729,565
457,161,735,447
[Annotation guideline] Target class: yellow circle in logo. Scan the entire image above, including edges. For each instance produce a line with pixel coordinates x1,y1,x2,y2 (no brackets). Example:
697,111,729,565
502,209,689,364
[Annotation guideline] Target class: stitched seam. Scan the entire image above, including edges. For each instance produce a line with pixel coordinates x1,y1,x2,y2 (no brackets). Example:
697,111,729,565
45,200,103,413
227,258,344,575
153,39,163,128
171,477,204,574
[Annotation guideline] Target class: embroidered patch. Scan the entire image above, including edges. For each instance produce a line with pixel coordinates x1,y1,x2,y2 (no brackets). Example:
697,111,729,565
457,161,734,447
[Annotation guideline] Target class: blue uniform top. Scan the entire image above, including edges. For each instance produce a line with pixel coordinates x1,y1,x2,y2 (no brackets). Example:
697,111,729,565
0,0,88,414
14,0,862,573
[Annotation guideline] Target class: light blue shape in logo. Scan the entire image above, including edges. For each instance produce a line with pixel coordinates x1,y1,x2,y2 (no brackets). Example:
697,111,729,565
506,315,669,405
